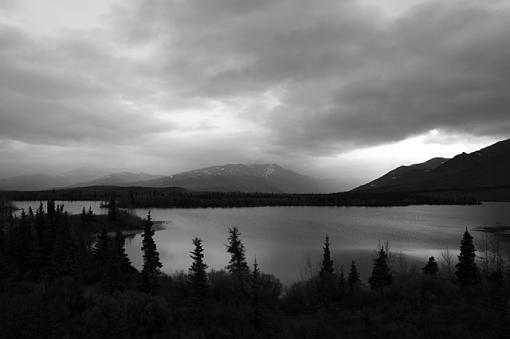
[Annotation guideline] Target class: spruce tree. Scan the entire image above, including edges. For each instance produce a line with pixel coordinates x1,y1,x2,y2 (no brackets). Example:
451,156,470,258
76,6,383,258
320,235,334,275
339,266,346,296
141,211,162,293
250,257,262,328
81,207,87,222
51,213,80,279
41,207,57,262
369,247,392,289
107,196,117,223
103,231,132,291
35,202,45,246
189,237,208,320
423,256,439,275
92,226,109,265
226,227,249,277
12,209,31,268
114,230,131,270
46,200,55,218
348,260,361,291
455,228,481,286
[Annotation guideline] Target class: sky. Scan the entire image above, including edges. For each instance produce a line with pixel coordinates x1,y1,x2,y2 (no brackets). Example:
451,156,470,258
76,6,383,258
0,0,509,190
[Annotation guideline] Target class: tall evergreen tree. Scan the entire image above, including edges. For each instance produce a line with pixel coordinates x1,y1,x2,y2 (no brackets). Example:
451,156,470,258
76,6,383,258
423,256,439,275
338,266,346,298
369,247,393,289
11,209,30,268
226,227,249,277
20,209,32,265
103,231,132,291
320,235,334,275
46,200,55,218
250,257,263,328
35,202,45,246
189,237,208,320
92,226,109,265
51,212,80,279
455,228,481,286
87,206,93,220
114,230,131,270
348,260,361,291
81,207,87,222
41,206,57,262
107,196,117,223
141,211,162,293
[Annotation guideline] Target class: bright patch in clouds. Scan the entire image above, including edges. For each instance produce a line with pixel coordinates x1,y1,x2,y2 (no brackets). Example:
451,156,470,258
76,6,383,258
1,0,112,31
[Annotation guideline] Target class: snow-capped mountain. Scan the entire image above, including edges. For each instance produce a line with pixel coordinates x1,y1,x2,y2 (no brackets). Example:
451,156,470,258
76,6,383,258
0,164,327,193
135,164,325,193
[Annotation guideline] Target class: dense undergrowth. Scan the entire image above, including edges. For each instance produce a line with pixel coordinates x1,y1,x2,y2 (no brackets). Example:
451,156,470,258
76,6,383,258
0,198,508,338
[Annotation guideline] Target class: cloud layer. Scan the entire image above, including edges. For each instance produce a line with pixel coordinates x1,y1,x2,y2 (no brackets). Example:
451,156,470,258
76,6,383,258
0,0,509,181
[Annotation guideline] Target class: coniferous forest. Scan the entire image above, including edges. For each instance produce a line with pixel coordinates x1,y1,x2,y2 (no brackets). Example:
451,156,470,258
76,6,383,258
4,186,479,209
0,198,509,338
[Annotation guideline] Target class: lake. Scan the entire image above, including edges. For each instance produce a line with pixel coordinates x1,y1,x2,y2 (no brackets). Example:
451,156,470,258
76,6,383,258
13,201,510,284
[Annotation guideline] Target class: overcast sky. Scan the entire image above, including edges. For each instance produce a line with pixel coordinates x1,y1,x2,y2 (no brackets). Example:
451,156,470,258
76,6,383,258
0,0,508,189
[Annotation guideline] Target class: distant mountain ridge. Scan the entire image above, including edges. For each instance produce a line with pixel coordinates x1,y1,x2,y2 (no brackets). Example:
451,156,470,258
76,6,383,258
71,172,164,188
135,164,325,193
0,168,110,191
0,170,160,191
354,138,510,200
354,157,449,191
0,164,326,193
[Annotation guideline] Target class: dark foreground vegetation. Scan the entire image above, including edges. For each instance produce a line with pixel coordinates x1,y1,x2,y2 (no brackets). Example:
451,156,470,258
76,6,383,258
0,198,508,338
3,185,479,208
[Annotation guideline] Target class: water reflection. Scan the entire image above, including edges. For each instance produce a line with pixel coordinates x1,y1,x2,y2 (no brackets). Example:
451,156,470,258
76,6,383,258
13,201,510,284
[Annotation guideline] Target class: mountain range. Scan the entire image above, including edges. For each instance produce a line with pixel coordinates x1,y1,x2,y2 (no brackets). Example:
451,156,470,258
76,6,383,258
0,168,110,191
0,164,326,193
133,164,324,193
70,172,164,188
353,138,510,200
0,170,162,192
2,138,510,199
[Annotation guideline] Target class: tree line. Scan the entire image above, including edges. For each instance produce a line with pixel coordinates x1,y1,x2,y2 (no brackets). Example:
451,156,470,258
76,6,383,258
3,187,479,208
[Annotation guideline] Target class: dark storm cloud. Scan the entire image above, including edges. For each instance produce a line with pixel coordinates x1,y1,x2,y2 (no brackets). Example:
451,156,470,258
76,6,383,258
270,1,510,151
0,23,174,145
110,0,510,153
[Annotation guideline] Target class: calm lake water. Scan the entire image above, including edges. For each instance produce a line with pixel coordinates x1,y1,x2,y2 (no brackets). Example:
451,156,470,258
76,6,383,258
13,201,510,284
